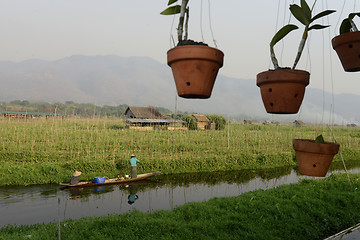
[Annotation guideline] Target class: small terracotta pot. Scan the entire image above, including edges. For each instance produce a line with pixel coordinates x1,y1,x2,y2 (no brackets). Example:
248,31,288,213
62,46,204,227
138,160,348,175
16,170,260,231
293,139,340,177
256,69,310,114
167,45,224,99
332,31,360,72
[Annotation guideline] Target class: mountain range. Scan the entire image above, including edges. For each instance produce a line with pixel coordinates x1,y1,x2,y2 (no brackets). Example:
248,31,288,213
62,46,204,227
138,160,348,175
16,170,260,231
0,55,359,124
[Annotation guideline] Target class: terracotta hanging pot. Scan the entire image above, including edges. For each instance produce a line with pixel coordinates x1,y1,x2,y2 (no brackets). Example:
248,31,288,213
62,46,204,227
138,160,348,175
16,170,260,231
256,69,310,114
167,45,224,99
293,139,340,177
332,31,360,72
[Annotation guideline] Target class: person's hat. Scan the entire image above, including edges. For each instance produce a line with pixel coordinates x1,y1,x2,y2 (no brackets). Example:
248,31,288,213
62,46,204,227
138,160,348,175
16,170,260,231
131,154,135,157
73,171,82,177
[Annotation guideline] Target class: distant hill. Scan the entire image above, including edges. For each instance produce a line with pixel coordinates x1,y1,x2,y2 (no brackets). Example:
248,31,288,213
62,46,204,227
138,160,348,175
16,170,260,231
0,55,359,124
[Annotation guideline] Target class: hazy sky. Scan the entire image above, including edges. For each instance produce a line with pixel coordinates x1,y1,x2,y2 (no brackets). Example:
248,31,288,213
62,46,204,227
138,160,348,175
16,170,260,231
0,0,359,95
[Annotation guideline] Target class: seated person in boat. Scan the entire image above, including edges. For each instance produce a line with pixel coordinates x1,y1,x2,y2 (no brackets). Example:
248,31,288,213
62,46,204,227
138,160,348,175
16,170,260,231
70,171,81,185
129,154,140,178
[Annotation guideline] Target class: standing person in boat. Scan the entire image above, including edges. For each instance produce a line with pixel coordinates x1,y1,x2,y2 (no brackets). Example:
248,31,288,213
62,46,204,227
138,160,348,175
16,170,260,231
129,154,140,178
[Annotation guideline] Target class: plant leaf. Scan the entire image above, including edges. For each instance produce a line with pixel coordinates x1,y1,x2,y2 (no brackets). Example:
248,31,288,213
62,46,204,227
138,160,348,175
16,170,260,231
160,5,181,15
308,24,330,31
168,0,178,5
340,19,352,34
270,24,299,48
301,0,311,22
290,4,310,25
315,134,325,143
311,10,336,23
349,12,360,20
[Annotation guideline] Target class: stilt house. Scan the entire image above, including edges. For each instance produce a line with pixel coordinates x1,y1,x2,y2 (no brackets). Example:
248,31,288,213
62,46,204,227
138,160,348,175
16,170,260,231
124,106,185,130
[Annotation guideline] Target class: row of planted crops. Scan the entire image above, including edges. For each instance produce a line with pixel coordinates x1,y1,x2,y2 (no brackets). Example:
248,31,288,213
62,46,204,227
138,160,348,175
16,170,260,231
0,117,359,186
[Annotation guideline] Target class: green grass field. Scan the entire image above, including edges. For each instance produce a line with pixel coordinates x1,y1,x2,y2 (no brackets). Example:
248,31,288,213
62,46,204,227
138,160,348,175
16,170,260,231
0,117,359,186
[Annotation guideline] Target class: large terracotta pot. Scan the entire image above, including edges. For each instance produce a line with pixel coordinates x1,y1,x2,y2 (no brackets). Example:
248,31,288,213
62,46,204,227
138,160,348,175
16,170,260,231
332,31,360,72
256,69,309,114
293,139,340,177
167,45,224,99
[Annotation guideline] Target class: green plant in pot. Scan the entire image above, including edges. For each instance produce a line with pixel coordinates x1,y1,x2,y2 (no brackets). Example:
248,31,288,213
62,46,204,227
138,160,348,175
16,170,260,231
293,134,340,177
332,13,360,72
161,0,224,99
256,0,335,114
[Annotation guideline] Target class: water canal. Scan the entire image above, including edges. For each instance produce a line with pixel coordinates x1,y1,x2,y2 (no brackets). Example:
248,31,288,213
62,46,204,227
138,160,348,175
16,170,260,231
1,162,359,228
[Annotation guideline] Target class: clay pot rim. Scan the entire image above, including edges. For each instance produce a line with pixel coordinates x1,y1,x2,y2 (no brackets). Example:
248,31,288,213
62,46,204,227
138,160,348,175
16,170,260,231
332,31,360,48
167,45,224,67
293,139,340,155
167,44,223,52
256,69,310,87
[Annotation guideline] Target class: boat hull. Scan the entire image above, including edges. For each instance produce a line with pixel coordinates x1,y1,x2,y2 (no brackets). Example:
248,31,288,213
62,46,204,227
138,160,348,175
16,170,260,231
60,171,161,188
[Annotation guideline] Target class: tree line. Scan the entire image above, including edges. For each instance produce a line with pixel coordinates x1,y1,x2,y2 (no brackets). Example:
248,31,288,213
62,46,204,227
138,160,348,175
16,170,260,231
0,100,227,130
0,100,128,117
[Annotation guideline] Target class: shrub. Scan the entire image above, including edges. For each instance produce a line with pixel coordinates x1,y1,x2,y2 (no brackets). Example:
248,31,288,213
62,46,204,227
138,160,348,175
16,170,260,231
182,115,198,130
206,114,227,130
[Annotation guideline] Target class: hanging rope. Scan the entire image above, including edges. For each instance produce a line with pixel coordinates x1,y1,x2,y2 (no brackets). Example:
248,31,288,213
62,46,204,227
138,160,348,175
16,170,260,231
280,0,289,63
328,126,352,186
325,0,335,126
293,102,305,141
207,0,218,48
327,1,350,184
275,0,282,33
170,12,176,47
174,94,178,127
321,0,326,125
200,0,205,42
269,0,283,69
334,1,346,35
292,2,304,137
304,0,321,73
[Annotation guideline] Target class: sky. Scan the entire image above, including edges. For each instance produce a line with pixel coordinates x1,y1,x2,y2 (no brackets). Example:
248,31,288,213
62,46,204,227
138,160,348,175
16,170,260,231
0,0,359,95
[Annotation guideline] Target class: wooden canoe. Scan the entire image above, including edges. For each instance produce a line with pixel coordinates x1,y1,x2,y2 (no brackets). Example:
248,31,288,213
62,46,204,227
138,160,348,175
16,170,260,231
60,171,161,188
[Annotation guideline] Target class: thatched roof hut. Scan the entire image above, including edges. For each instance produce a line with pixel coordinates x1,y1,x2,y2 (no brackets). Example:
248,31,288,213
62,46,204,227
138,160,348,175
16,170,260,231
192,114,210,130
125,106,169,119
294,120,305,126
124,106,184,129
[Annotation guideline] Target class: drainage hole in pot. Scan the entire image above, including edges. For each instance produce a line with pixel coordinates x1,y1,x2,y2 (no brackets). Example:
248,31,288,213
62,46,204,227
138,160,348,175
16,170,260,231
294,93,298,98
349,44,353,48
270,102,274,107
268,88,272,92
186,82,191,86
313,164,316,168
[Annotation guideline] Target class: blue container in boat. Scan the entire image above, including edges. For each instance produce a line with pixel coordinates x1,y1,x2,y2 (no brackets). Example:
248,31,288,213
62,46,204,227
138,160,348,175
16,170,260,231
94,177,106,183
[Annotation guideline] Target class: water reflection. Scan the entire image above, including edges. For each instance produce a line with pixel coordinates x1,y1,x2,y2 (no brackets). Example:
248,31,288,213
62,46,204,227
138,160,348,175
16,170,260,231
0,163,359,228
127,185,139,205
67,185,115,200
158,166,294,187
